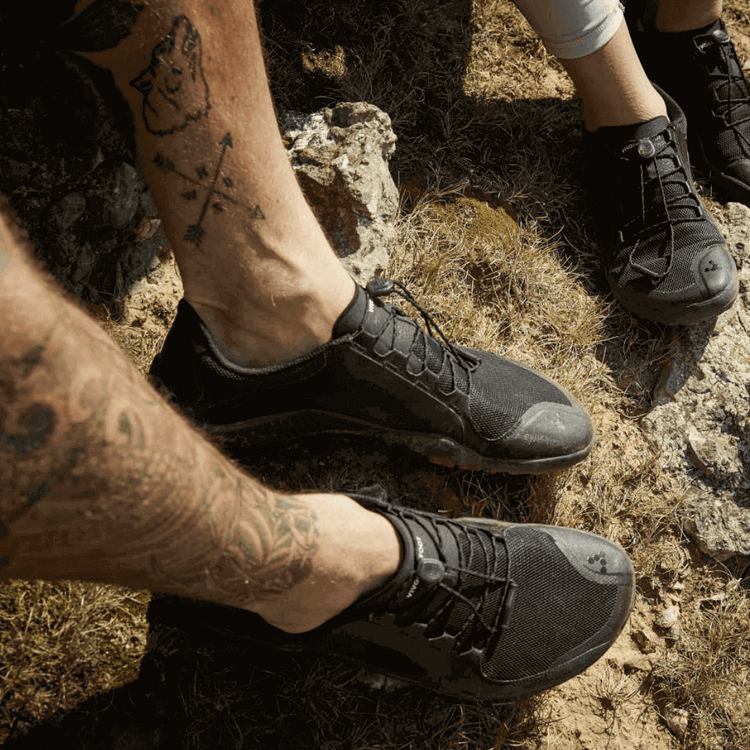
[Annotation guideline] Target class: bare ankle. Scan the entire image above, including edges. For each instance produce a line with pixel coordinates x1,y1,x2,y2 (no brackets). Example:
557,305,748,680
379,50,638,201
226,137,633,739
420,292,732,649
583,90,668,131
188,274,357,367
249,494,402,634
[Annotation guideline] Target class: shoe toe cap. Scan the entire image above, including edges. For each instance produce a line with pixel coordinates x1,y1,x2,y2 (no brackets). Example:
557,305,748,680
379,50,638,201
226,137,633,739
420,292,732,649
609,241,738,324
466,524,635,701
541,526,634,587
500,400,595,460
694,244,737,297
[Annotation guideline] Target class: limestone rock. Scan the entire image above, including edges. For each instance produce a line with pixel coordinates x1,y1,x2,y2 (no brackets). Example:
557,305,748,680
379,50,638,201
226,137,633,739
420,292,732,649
654,606,679,629
281,102,398,285
641,202,750,561
683,493,750,561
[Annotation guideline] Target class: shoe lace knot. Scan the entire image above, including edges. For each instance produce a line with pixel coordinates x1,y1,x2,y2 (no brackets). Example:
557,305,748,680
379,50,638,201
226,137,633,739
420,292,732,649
621,129,703,280
365,278,478,395
392,511,516,652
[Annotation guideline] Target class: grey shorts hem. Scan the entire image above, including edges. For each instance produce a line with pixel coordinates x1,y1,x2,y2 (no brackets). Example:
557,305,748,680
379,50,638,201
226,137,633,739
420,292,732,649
541,3,625,59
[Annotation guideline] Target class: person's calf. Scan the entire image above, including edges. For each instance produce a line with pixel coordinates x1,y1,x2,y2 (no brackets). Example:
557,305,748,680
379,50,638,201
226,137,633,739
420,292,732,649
66,0,356,366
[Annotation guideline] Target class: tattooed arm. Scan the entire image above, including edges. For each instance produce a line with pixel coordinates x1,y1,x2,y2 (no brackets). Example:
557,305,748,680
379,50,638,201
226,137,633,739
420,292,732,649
0,211,398,632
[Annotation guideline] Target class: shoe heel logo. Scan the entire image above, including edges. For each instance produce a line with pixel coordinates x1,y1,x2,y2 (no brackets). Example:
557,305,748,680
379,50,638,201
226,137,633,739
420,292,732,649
587,552,608,575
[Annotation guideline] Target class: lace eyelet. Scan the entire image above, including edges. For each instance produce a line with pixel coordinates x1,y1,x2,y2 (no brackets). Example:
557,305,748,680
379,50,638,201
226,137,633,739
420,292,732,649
638,139,656,159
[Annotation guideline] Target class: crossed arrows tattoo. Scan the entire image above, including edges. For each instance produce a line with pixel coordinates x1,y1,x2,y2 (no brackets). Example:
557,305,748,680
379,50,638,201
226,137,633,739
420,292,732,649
152,132,265,246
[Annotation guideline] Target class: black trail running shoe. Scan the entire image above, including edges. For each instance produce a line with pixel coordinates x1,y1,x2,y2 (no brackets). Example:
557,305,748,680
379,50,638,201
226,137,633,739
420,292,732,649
586,87,738,325
153,487,635,703
149,280,595,473
628,14,750,205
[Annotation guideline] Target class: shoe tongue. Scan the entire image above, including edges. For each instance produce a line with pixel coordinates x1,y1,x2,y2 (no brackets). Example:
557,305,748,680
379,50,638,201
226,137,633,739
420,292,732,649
672,19,722,42
628,116,670,142
592,116,669,144
332,285,369,337
589,116,670,149
351,511,459,613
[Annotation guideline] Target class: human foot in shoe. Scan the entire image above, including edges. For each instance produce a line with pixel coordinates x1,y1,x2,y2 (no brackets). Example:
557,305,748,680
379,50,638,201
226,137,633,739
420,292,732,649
628,13,750,205
586,86,738,325
153,486,635,702
150,279,595,474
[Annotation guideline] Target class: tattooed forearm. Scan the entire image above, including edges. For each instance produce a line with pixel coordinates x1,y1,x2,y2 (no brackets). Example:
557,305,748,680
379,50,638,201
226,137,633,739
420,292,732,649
151,470,318,605
0,257,318,607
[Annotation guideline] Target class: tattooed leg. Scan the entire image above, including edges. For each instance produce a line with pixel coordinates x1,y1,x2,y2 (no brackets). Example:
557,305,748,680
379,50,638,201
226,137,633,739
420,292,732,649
0,210,400,633
64,0,355,366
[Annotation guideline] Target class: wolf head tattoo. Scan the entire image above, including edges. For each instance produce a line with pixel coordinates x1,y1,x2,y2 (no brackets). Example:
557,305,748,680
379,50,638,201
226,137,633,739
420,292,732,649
130,16,210,136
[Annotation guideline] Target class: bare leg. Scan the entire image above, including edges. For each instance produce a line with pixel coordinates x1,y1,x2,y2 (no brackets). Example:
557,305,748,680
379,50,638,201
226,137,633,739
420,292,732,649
0,210,399,633
559,20,667,131
67,0,354,366
655,0,722,32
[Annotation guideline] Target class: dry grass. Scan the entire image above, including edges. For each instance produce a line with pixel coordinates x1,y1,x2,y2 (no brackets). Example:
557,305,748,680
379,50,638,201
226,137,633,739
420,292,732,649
0,581,148,743
2,0,750,748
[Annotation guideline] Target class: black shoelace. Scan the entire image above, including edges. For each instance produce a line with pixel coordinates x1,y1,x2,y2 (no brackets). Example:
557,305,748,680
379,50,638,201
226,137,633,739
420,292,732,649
387,505,517,652
365,278,478,394
621,131,704,281
696,27,750,147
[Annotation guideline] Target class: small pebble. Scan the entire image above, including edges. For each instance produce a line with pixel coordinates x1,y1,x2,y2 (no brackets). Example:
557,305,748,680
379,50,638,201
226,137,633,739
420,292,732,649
655,605,680,629
632,628,658,654
664,706,689,739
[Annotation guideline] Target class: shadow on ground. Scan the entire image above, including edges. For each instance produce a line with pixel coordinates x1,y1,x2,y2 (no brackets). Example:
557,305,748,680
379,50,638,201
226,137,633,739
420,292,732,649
3,603,514,750
3,610,514,750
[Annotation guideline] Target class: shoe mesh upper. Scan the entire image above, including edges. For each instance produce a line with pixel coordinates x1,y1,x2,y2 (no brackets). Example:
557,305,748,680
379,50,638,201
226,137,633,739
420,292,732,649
379,504,620,683
593,119,722,294
360,282,571,441
482,527,618,681
466,349,569,439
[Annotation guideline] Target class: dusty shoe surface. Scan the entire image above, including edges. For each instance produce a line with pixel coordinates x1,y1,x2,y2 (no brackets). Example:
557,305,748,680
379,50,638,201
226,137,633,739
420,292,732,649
149,487,635,703
150,280,595,473
586,88,738,324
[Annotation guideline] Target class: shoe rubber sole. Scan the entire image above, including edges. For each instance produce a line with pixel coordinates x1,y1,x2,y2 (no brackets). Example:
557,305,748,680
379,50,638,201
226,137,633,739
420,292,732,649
198,409,595,474
607,270,739,326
